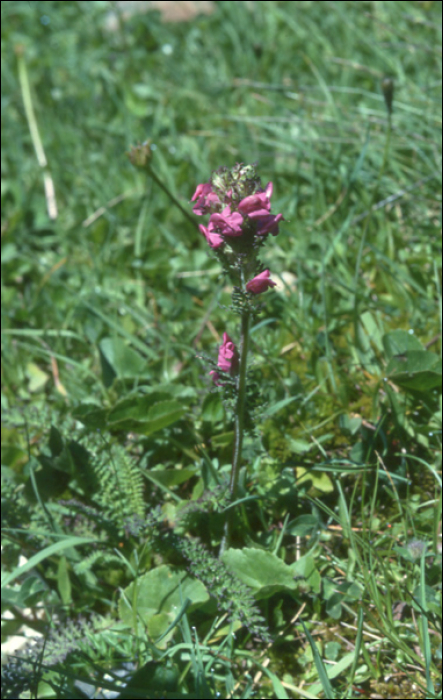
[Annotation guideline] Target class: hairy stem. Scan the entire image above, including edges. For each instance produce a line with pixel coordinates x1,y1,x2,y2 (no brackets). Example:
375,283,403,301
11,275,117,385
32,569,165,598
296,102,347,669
220,309,250,556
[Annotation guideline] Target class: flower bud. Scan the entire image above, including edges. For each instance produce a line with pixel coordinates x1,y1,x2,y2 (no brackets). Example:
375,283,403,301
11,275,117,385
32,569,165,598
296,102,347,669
127,141,153,169
246,270,277,294
381,77,394,115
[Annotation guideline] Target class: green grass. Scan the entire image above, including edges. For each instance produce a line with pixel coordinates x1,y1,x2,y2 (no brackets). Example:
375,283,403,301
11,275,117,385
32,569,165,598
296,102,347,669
1,1,441,698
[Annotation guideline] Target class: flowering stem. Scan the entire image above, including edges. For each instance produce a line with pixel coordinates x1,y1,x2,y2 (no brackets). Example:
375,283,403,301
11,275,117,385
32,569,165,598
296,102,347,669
220,308,250,556
146,165,199,230
231,309,250,494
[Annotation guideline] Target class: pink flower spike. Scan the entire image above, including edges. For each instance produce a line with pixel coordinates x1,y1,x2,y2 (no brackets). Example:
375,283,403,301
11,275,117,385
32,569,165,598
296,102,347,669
246,269,277,294
210,206,244,237
238,190,271,217
199,223,224,249
217,332,239,373
255,213,283,236
191,183,220,215
191,182,211,202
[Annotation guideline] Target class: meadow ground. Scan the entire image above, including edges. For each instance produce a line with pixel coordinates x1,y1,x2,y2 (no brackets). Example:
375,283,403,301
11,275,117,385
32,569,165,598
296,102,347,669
1,1,442,698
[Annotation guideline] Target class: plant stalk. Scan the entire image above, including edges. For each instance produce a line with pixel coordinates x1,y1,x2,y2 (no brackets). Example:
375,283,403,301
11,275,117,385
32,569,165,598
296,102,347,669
16,45,58,220
219,308,250,556
147,165,199,230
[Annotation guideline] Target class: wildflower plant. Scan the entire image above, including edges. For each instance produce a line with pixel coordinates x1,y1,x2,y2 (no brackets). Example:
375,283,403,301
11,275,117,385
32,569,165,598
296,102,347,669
191,163,283,551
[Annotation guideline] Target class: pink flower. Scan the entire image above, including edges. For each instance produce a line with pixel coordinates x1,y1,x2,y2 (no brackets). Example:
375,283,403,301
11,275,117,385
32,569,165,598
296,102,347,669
199,223,224,249
238,182,273,218
209,332,239,384
246,269,277,294
255,213,283,236
209,370,222,386
210,206,244,237
191,182,220,215
191,182,211,202
217,332,239,372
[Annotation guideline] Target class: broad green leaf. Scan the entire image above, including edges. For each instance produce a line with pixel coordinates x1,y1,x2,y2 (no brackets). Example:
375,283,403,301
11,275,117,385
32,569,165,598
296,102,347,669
382,329,424,360
115,660,179,699
339,413,362,435
387,350,441,391
286,437,312,454
108,395,155,424
108,398,185,434
119,565,208,646
26,362,49,392
287,515,320,537
147,467,196,487
296,467,334,494
99,337,147,377
222,547,297,599
201,392,224,422
139,400,186,435
72,403,108,430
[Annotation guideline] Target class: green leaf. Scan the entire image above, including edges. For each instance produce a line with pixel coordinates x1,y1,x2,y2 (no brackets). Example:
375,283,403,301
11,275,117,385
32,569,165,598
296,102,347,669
26,362,49,392
57,555,72,605
264,395,299,417
141,400,186,435
119,565,208,646
72,402,108,430
301,620,336,699
287,515,320,537
291,555,321,594
108,395,153,424
211,431,234,448
339,413,362,435
309,650,356,697
201,392,224,422
147,467,196,488
286,437,313,454
383,329,424,359
116,660,179,700
387,350,441,391
2,536,97,588
99,337,148,378
108,398,185,434
296,467,334,494
222,547,298,599
361,310,384,351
